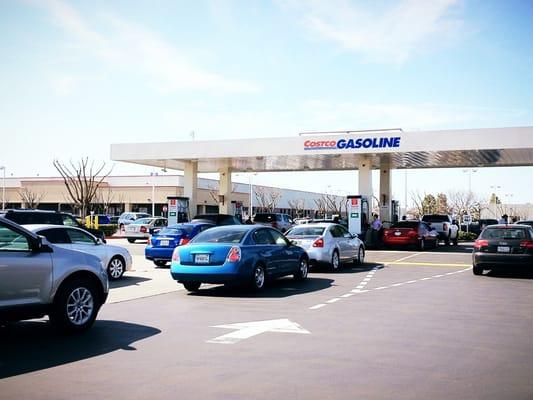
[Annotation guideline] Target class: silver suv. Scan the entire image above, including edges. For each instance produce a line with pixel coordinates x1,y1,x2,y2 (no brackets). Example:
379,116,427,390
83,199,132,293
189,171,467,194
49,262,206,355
117,212,151,231
0,217,109,332
253,213,294,233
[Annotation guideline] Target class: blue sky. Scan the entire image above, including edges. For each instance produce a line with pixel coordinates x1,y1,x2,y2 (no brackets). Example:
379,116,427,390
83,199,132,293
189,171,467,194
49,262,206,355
1,0,532,205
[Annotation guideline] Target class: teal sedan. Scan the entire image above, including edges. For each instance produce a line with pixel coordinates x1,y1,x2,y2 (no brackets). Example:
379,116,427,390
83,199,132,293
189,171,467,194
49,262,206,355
170,225,309,292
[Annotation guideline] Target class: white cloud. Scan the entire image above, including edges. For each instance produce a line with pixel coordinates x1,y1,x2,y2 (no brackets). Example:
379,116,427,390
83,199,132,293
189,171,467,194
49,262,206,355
39,0,259,93
280,0,463,63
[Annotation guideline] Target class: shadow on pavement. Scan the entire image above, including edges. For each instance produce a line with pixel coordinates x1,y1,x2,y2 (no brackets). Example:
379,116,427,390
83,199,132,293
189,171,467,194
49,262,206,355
0,320,161,379
311,262,384,274
370,243,474,254
110,275,152,289
484,268,533,280
188,277,335,298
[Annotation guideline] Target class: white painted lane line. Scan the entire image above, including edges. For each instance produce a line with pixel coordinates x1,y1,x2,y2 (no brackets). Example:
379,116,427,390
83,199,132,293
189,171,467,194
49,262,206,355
445,272,455,275
327,298,341,304
420,277,432,281
433,274,445,278
309,304,327,310
375,286,388,290
391,283,404,287
406,280,417,284
341,293,354,298
351,289,369,293
363,278,371,282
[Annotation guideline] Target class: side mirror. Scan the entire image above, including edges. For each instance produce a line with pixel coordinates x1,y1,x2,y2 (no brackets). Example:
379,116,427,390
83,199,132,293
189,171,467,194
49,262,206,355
96,238,104,245
33,236,53,253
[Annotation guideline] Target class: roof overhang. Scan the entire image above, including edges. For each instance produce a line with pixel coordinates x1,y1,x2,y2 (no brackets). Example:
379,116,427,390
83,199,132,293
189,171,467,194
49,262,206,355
111,126,533,172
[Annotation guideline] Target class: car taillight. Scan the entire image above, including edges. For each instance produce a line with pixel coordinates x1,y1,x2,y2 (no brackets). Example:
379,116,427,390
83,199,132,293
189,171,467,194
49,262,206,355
140,226,147,233
383,230,390,236
179,237,190,245
407,230,418,238
520,240,533,249
474,239,489,249
312,237,324,248
443,223,448,231
172,247,180,262
226,246,241,263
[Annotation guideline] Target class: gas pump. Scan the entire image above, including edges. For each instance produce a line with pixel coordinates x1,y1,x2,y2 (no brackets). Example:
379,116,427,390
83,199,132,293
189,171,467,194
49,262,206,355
230,200,243,222
347,195,369,238
167,196,190,225
391,200,400,222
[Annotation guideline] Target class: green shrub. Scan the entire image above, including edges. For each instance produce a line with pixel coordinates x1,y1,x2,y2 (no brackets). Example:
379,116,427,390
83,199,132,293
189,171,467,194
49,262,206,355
459,231,478,241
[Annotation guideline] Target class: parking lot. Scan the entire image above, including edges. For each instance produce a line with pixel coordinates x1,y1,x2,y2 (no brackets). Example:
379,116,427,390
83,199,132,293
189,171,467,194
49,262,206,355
1,240,532,400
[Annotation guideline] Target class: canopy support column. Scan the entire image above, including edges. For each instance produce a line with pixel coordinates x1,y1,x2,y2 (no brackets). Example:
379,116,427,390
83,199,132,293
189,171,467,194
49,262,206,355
183,160,198,219
218,164,232,214
358,156,373,203
379,157,392,221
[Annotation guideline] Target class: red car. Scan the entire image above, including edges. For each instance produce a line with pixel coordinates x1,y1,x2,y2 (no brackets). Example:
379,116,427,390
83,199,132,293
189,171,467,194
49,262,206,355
382,220,439,250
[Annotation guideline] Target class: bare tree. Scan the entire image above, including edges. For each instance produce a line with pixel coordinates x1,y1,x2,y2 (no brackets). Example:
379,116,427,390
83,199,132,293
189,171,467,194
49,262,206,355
313,197,326,218
447,190,487,220
94,185,115,214
18,187,46,209
254,187,281,212
53,158,113,217
287,198,306,217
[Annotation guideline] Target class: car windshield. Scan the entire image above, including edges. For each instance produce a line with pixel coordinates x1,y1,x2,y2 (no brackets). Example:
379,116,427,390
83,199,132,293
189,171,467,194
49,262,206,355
133,218,153,225
192,228,246,244
390,221,419,229
286,226,325,236
480,228,528,240
422,215,449,222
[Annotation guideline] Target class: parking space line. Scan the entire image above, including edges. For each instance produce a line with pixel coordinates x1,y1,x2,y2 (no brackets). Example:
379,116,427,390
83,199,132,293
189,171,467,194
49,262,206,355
309,304,327,310
372,261,470,267
327,298,341,304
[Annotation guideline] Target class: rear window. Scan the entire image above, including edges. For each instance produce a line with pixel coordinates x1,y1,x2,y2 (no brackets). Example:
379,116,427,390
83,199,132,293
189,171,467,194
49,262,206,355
254,214,276,223
390,221,419,229
422,215,450,222
133,218,153,225
287,226,325,236
157,227,189,236
192,228,247,244
480,228,529,240
6,212,63,225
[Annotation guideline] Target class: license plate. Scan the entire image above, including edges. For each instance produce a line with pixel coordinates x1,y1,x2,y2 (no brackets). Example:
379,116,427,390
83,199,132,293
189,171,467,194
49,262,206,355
160,240,169,246
394,231,402,236
195,254,210,264
497,246,510,253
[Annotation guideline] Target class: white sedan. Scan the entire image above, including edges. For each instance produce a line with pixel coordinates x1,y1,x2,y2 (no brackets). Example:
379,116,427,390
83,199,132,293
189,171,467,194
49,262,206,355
285,223,365,270
25,224,133,280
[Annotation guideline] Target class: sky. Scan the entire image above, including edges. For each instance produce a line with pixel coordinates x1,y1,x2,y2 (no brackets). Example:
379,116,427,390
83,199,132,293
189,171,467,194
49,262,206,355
1,0,533,206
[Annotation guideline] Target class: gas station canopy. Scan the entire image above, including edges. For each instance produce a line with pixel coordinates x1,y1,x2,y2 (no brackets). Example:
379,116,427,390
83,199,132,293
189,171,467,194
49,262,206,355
111,127,533,173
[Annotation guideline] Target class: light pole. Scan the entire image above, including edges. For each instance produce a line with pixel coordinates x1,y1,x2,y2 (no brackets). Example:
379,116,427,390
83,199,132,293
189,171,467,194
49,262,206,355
462,168,477,193
0,166,5,210
249,173,257,218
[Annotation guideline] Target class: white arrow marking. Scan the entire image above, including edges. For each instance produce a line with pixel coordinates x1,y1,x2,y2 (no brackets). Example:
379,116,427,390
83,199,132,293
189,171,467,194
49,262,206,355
207,318,310,344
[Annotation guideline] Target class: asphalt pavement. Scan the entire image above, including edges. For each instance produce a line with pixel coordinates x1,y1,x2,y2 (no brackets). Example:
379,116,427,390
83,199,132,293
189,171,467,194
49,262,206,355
1,242,532,400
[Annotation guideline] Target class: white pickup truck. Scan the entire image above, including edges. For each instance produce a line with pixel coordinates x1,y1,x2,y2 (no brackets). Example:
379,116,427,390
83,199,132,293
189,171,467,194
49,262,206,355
422,214,453,245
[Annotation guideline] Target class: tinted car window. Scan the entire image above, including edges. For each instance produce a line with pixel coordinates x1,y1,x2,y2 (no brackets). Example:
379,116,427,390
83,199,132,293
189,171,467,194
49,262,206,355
0,225,30,251
62,214,80,227
133,218,153,225
481,228,528,240
422,215,450,222
391,221,419,229
5,211,63,225
253,214,276,223
193,228,246,244
39,228,71,244
67,229,96,244
253,229,276,245
269,229,289,246
287,226,325,236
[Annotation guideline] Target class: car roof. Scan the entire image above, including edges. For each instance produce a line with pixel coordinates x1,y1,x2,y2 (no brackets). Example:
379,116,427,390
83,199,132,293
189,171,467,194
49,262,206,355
23,224,83,231
288,223,336,228
484,224,530,229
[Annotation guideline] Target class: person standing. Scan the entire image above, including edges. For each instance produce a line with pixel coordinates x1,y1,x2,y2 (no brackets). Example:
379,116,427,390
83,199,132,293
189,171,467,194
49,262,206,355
498,214,508,224
371,213,382,246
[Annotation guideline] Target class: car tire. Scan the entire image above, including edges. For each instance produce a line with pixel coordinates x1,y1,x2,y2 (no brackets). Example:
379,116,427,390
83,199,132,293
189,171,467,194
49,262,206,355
355,246,365,265
107,256,125,280
127,238,135,243
119,224,124,231
49,278,100,333
473,266,483,275
445,237,450,246
251,264,266,290
183,282,201,292
418,239,425,251
154,260,167,267
453,238,458,246
331,250,341,271
294,258,309,281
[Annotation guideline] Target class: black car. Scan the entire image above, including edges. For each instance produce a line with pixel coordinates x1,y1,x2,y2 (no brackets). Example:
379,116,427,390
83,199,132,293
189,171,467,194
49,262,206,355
191,213,242,226
516,220,533,229
472,224,533,275
1,209,107,243
461,219,498,235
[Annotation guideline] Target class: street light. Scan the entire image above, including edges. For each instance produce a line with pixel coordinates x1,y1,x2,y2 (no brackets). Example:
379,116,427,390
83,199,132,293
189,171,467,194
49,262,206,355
149,172,158,216
0,166,5,210
462,168,477,193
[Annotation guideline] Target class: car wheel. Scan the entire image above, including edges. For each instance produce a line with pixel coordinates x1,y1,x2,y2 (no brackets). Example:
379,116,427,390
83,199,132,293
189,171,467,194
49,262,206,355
251,264,266,290
127,238,135,243
419,239,425,251
107,256,125,280
331,250,340,271
49,278,100,333
294,258,309,281
355,246,365,265
183,282,201,292
473,266,483,275
154,260,167,267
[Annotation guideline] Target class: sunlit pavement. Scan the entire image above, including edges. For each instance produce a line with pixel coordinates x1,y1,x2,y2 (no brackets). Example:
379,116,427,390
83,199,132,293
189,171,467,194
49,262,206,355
1,242,532,400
